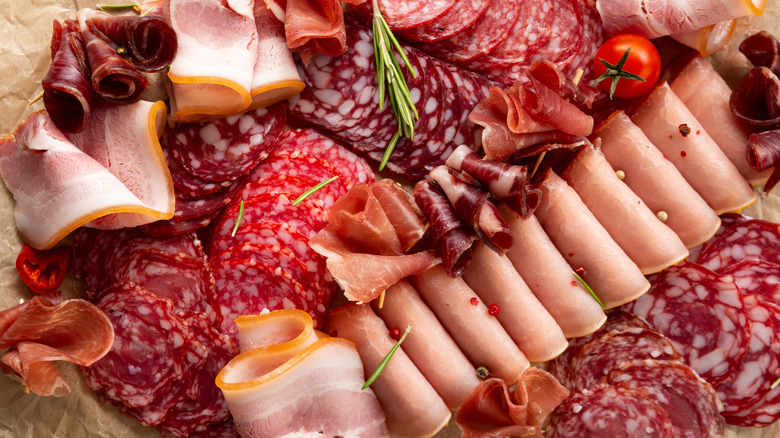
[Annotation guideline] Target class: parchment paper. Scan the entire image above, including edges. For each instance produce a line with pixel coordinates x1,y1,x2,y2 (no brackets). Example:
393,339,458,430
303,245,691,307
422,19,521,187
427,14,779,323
0,1,779,437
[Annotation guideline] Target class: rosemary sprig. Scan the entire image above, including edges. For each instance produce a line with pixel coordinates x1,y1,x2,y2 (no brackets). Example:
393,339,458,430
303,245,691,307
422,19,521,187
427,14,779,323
293,176,338,206
97,4,141,13
372,0,418,171
573,271,606,308
231,201,245,237
593,48,645,99
772,376,780,390
362,325,411,390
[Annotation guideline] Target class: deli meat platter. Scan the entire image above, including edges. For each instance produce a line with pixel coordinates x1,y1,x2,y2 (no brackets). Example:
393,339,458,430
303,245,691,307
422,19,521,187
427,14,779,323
2,0,780,437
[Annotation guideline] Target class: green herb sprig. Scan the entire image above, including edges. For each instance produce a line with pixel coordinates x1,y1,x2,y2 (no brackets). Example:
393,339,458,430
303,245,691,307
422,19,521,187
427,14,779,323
372,0,418,171
362,325,411,390
231,201,245,237
573,270,606,308
293,176,338,206
772,376,780,390
593,48,645,99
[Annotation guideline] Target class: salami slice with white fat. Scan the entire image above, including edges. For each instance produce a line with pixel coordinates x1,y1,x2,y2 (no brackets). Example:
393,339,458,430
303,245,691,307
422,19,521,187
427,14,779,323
564,0,606,77
162,141,232,199
238,173,347,212
696,218,780,273
396,0,489,43
722,258,780,306
356,0,456,30
623,262,751,387
606,359,725,438
247,153,351,199
546,384,676,438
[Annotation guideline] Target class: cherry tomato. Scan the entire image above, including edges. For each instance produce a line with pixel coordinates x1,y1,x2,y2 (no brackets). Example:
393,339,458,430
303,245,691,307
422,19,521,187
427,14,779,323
593,34,661,99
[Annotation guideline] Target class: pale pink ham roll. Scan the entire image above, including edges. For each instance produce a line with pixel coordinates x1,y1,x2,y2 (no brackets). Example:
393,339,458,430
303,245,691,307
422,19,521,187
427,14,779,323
561,144,689,275
326,304,451,438
412,265,530,384
463,242,568,362
500,206,606,338
536,172,650,309
670,56,771,185
631,82,756,214
372,280,480,410
217,310,389,438
595,111,721,248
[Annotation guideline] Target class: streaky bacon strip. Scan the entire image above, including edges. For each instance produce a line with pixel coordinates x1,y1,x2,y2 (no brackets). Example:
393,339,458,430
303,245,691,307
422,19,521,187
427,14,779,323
0,295,114,397
749,129,780,192
455,368,570,438
42,19,93,133
413,180,475,277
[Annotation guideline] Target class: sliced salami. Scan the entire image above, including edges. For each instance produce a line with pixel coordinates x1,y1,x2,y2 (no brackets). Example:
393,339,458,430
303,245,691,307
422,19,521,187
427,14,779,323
247,153,351,197
623,262,751,387
546,384,676,438
722,258,780,306
607,359,725,438
172,180,242,222
162,133,233,199
563,0,606,78
239,173,347,212
396,0,489,43
696,218,780,273
417,0,521,63
140,207,224,237
166,104,286,182
365,0,456,30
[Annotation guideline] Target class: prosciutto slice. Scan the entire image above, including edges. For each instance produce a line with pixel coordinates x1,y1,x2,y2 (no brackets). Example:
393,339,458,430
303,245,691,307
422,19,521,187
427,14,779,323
596,0,767,39
632,82,756,214
326,303,451,438
284,0,347,60
217,310,388,438
595,111,721,248
0,295,113,397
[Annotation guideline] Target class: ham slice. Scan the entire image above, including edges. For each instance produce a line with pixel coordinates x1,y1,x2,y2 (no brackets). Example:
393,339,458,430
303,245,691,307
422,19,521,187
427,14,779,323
0,106,174,249
413,265,530,385
0,295,114,397
597,0,767,39
500,206,606,338
463,242,567,363
372,280,481,410
670,55,771,185
535,171,650,309
561,144,689,275
670,20,736,57
631,82,757,214
217,310,389,438
326,304,451,438
594,111,721,248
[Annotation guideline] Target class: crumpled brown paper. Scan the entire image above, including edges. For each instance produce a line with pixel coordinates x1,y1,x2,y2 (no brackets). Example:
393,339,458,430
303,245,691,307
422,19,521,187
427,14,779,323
0,0,779,437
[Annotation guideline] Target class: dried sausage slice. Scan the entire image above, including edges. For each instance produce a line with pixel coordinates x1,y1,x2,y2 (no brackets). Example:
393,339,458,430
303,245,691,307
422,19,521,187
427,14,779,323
697,218,780,273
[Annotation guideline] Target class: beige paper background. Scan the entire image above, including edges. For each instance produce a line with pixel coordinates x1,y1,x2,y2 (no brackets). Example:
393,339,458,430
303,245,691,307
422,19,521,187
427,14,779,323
0,0,779,436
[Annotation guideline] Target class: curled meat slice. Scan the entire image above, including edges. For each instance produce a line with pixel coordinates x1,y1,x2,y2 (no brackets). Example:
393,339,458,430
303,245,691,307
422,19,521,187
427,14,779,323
730,66,780,128
748,129,780,193
670,20,736,57
285,0,346,60
740,31,780,74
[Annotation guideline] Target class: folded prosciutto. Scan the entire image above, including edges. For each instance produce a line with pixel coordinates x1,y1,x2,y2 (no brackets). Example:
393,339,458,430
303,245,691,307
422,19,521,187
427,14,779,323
595,111,721,248
631,82,757,214
0,103,174,249
561,144,689,275
217,310,389,438
670,56,771,185
326,304,451,438
597,0,767,39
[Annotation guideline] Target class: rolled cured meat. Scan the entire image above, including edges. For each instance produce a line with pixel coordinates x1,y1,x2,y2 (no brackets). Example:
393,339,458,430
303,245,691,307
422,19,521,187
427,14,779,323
670,20,736,57
217,310,389,438
595,111,721,248
500,205,606,339
326,304,451,438
631,82,756,214
535,171,650,309
561,144,689,275
412,265,530,384
463,242,568,363
670,56,771,185
372,280,480,410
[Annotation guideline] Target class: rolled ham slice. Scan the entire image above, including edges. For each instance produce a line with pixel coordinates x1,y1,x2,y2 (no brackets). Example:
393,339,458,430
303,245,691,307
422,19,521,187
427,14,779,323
463,242,567,363
631,82,757,214
670,20,736,57
535,171,650,309
372,280,480,410
326,304,451,438
561,144,689,274
595,111,721,248
670,56,771,185
217,310,389,438
412,265,530,385
597,0,767,39
500,206,606,338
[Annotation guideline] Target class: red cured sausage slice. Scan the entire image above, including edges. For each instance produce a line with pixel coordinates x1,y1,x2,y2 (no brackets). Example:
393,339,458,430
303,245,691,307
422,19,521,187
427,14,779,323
696,218,780,273
166,104,286,182
722,258,780,306
171,182,239,222
417,0,521,63
140,208,224,238
396,0,489,43
607,359,725,437
546,384,676,438
564,0,606,77
357,0,456,30
247,153,351,200
162,141,234,199
623,262,751,387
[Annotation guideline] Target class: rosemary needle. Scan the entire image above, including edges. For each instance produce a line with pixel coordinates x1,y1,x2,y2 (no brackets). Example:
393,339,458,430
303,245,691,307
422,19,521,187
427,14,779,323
230,201,245,237
362,325,411,390
772,376,780,390
573,271,606,308
293,176,338,206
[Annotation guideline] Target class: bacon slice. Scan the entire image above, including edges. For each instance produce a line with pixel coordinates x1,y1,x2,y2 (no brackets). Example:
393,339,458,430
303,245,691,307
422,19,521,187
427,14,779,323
217,310,388,438
632,82,756,214
326,304,451,438
596,0,766,38
0,296,114,397
0,107,174,249
670,20,736,57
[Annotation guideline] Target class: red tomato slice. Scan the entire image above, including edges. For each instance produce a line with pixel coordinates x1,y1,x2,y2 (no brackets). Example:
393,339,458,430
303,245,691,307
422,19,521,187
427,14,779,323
593,34,661,99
